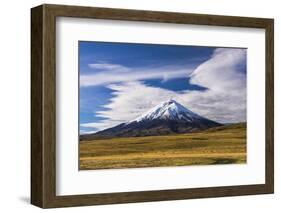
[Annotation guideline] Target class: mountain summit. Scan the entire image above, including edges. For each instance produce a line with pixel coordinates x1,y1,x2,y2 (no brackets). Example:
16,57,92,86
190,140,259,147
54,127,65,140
128,99,203,124
81,100,221,140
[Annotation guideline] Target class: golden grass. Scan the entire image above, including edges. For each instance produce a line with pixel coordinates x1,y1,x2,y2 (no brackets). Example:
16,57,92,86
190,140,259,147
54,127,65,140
79,123,246,170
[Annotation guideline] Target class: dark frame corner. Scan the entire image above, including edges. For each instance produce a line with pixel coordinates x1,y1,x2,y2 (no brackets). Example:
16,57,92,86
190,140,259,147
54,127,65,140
31,4,274,208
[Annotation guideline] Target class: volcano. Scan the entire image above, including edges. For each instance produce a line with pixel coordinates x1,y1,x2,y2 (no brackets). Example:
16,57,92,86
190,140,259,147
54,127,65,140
81,100,222,140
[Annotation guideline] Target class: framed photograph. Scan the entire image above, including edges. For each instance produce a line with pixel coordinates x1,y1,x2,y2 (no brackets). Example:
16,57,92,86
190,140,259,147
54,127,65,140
31,4,274,208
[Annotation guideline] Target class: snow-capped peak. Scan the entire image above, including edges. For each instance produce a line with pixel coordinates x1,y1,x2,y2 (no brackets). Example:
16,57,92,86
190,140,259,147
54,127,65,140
128,99,202,123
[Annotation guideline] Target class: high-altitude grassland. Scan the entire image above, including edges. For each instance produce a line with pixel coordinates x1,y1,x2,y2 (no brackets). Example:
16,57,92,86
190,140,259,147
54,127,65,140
79,123,246,170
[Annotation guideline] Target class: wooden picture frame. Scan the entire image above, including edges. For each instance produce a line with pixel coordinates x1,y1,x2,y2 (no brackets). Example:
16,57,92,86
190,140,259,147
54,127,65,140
31,4,274,208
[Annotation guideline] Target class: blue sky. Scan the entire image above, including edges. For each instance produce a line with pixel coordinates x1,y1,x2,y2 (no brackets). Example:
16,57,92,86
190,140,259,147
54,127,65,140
79,41,247,134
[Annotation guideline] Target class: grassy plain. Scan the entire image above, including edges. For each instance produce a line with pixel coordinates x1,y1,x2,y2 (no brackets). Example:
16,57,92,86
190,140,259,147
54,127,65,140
79,123,246,170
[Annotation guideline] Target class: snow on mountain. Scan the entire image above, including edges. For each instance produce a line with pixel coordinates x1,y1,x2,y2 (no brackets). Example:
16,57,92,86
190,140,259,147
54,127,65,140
128,99,202,124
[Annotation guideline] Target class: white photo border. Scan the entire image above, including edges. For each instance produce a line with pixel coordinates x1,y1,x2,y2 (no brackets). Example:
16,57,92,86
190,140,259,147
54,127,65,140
56,17,265,196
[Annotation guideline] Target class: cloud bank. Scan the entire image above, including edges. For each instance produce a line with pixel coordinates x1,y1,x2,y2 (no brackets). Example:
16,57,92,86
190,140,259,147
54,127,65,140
81,48,247,132
80,64,193,86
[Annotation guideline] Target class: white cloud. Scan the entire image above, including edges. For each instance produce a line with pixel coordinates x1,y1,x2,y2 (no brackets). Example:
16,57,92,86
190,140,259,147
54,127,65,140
189,48,246,92
182,48,247,122
81,48,247,133
88,63,129,71
80,120,119,130
80,64,193,87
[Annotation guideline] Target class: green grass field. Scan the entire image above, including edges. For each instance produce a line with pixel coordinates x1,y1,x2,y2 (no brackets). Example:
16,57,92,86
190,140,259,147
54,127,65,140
79,123,246,170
